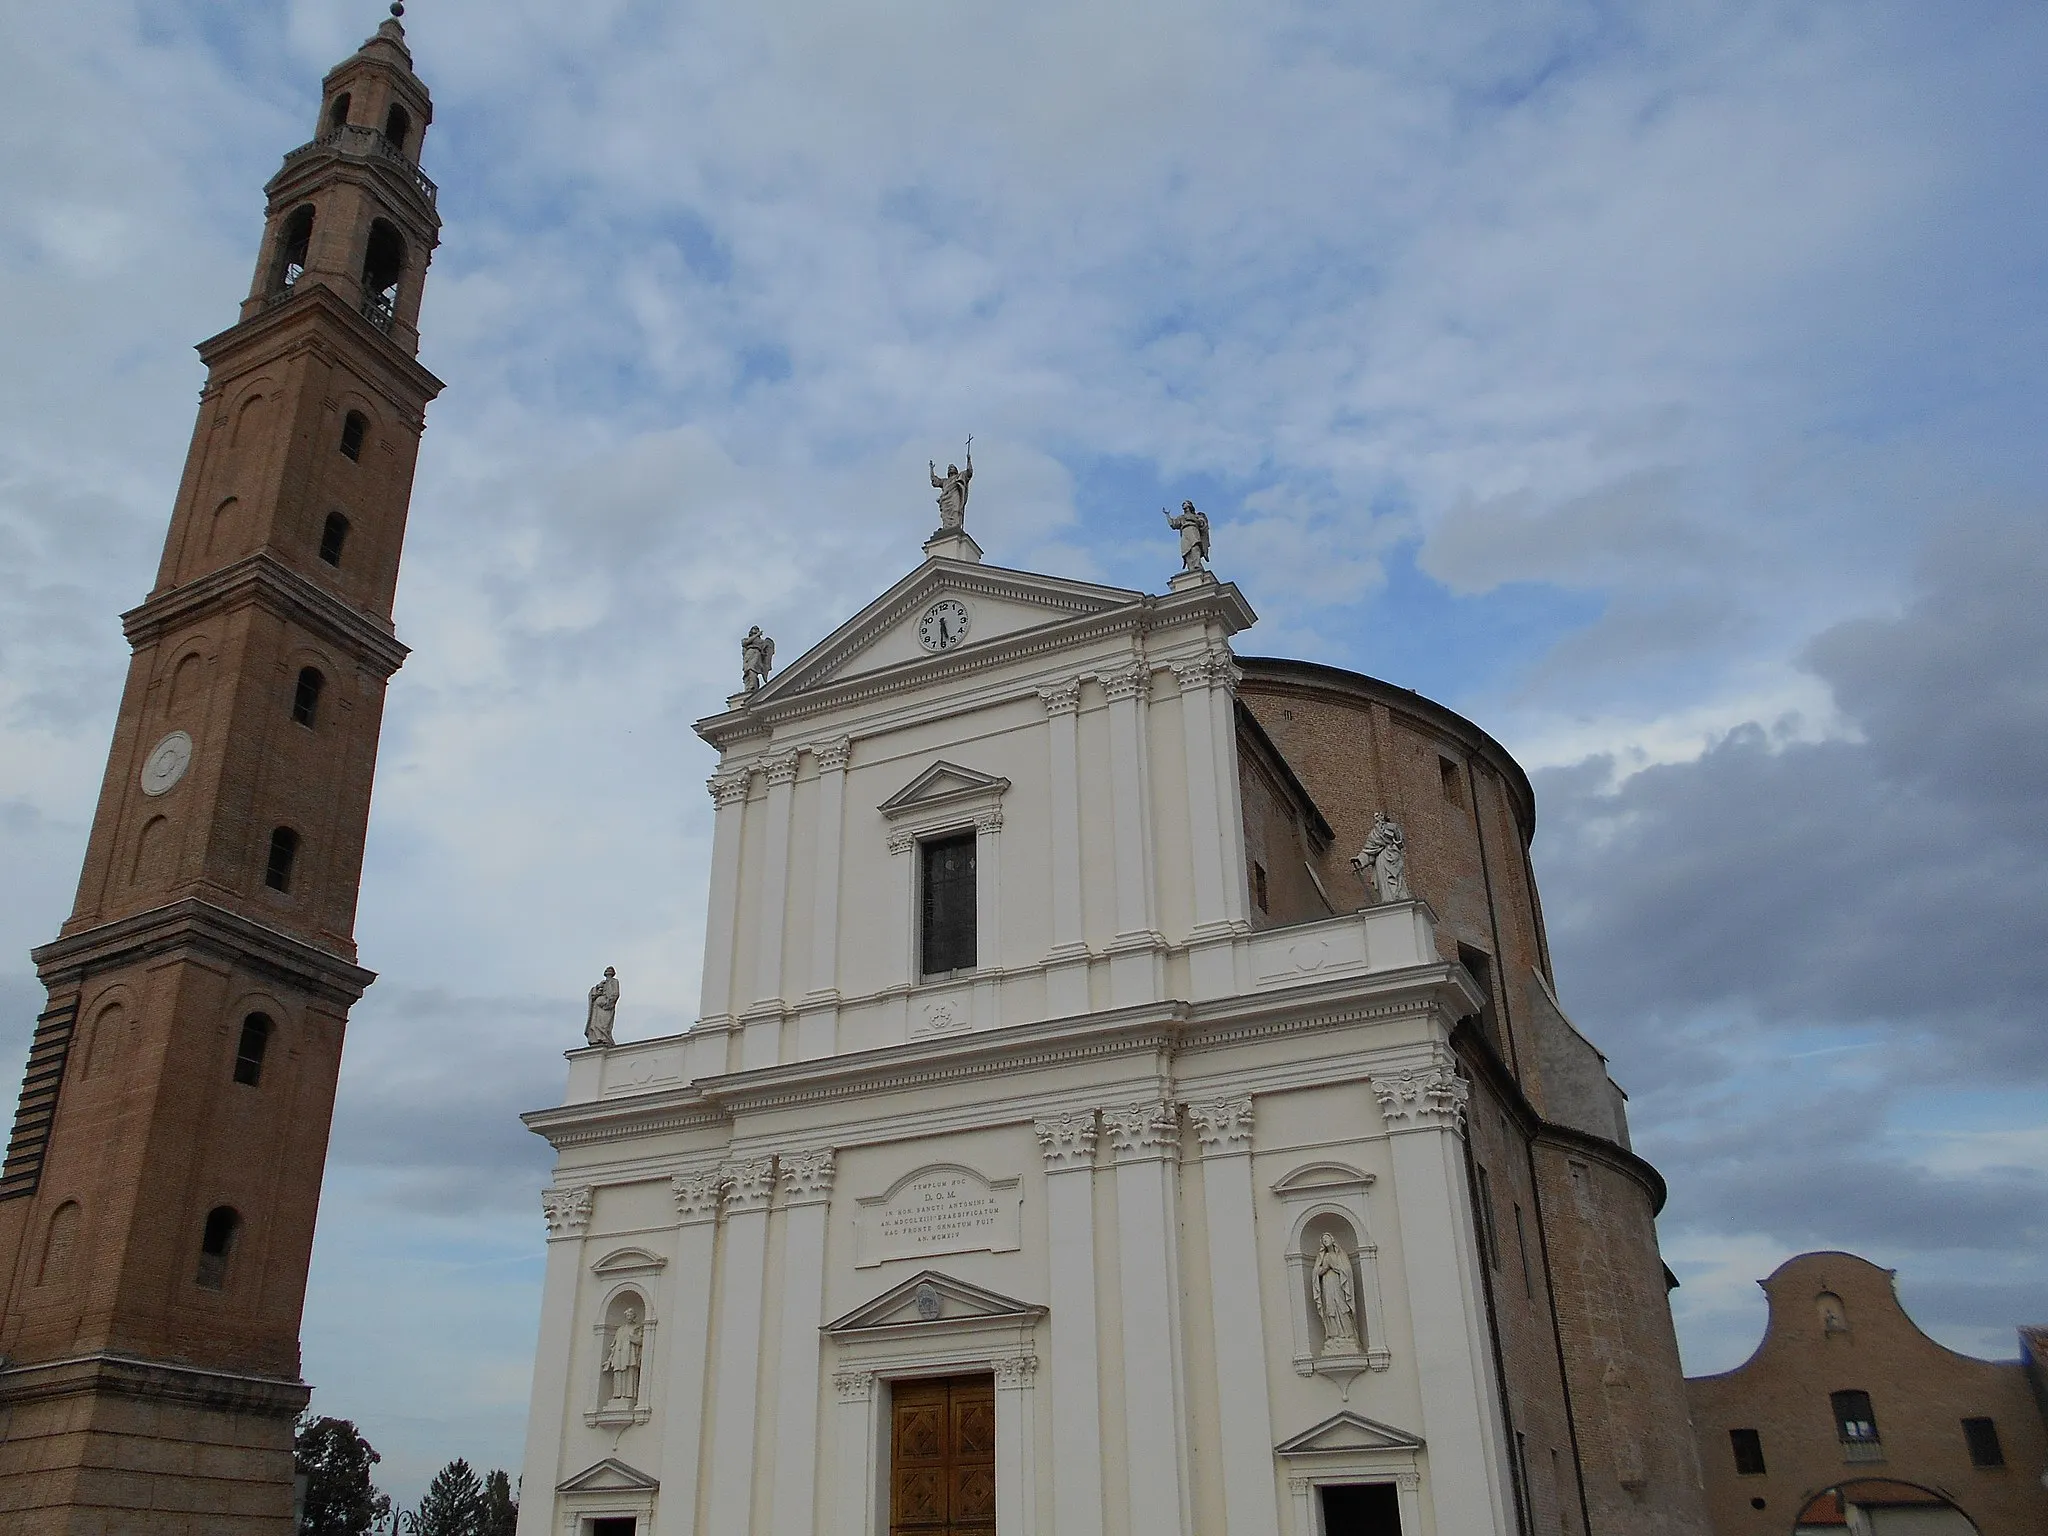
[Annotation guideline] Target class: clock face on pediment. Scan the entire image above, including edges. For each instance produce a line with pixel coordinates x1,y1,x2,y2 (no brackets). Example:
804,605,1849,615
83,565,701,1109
917,599,971,653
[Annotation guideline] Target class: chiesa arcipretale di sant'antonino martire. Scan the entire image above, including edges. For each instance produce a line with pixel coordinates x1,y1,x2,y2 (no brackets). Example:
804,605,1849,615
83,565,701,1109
0,12,1715,1536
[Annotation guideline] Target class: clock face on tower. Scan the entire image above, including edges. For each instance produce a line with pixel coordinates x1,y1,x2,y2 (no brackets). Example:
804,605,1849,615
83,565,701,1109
918,599,971,653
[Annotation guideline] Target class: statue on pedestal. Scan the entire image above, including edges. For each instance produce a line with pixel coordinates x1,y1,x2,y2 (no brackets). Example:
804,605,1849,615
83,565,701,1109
1351,812,1412,904
1314,1233,1360,1355
604,1307,643,1404
1164,499,1211,573
585,966,619,1047
741,627,775,694
930,439,973,530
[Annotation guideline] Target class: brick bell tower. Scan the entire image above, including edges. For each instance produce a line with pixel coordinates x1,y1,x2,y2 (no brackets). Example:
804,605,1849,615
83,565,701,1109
0,8,441,1529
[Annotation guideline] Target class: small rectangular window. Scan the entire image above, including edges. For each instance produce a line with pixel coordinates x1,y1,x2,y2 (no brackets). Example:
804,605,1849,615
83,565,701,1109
1440,755,1462,803
1252,862,1269,912
1458,943,1500,1049
919,832,977,976
1475,1164,1502,1269
589,1521,637,1536
1962,1417,2004,1468
1730,1427,1767,1475
1513,1202,1535,1299
1832,1389,1880,1444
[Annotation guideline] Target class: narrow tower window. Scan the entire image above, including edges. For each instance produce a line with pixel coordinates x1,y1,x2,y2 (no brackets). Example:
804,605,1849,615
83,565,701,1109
274,205,315,293
264,827,299,892
292,667,324,727
326,92,351,132
384,103,412,154
361,220,405,327
919,832,977,975
195,1206,240,1290
319,512,350,566
233,1014,273,1087
1730,1427,1767,1475
1440,754,1463,803
1962,1417,2004,1468
339,411,367,461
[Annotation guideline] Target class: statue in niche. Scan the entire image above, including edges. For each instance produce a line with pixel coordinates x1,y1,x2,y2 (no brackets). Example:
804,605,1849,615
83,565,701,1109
1163,499,1211,573
1351,811,1412,904
1313,1233,1361,1355
930,439,973,529
604,1306,643,1404
585,966,620,1047
741,626,776,694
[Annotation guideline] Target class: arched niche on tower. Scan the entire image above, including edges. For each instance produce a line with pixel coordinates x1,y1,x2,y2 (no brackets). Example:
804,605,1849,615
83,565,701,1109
586,1277,657,1429
79,985,137,1080
1273,1162,1392,1397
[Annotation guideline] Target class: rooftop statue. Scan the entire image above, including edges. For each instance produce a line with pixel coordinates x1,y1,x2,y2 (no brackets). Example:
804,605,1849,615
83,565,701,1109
585,966,619,1047
741,626,775,694
1164,499,1211,573
930,438,973,530
1351,812,1412,904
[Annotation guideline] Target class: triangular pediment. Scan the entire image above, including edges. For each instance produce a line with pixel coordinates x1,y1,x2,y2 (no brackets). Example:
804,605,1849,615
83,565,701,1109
1275,1412,1425,1456
878,761,1011,820
745,560,1143,706
556,1457,659,1492
825,1269,1046,1335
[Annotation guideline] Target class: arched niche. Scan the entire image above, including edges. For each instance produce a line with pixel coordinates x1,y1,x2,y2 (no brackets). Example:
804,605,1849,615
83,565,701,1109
1273,1162,1392,1394
586,1283,655,1429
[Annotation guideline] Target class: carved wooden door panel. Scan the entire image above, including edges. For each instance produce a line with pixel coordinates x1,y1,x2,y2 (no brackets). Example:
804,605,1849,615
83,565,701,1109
890,1375,996,1536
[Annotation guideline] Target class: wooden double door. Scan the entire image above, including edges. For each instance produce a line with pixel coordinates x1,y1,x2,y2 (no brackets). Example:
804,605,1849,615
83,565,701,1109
890,1374,996,1536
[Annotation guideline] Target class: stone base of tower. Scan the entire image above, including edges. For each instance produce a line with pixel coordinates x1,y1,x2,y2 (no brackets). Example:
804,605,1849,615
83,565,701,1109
0,1354,307,1534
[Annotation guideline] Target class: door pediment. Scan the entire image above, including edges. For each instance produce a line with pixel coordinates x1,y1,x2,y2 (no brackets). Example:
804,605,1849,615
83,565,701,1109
825,1269,1046,1337
555,1456,659,1492
1274,1411,1425,1456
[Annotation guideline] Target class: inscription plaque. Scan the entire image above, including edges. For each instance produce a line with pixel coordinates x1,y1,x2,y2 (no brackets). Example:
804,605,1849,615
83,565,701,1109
855,1163,1022,1269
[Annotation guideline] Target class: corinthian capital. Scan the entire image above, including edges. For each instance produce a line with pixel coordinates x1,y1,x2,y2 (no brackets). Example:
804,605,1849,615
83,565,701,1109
1369,1052,1470,1133
1037,678,1082,715
540,1183,592,1235
708,769,752,808
721,1157,778,1213
1103,1100,1181,1161
1034,1108,1100,1170
778,1148,836,1203
1188,1093,1254,1151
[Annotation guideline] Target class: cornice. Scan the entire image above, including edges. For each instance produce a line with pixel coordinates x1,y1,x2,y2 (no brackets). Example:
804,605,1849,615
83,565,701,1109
31,898,374,1007
123,552,409,678
198,282,445,408
0,1353,309,1418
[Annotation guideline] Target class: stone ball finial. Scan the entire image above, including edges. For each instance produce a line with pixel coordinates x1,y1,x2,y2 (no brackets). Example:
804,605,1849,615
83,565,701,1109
390,2,405,17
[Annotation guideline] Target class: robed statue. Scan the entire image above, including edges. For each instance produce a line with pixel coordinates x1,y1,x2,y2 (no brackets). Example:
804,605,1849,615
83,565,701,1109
1164,499,1211,573
585,966,620,1047
1351,812,1412,904
604,1307,643,1404
741,626,775,694
1313,1233,1361,1354
930,441,973,529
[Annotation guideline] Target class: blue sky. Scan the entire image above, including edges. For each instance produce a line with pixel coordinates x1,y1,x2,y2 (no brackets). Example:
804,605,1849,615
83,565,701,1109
2,0,2045,1507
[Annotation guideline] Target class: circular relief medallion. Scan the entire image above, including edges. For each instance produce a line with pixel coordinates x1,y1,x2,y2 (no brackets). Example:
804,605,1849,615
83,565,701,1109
917,598,970,652
140,731,193,796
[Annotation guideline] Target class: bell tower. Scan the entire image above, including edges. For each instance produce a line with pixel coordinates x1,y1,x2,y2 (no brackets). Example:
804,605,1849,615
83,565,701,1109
0,9,441,1530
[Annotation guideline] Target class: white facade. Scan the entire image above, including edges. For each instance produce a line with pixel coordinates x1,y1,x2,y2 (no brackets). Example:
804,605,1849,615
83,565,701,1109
515,541,1517,1536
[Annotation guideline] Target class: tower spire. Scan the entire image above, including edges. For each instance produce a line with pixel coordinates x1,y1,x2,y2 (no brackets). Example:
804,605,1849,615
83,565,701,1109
0,19,444,1532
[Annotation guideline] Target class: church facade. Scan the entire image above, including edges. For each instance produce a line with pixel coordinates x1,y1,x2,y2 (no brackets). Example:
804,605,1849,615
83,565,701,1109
515,519,1710,1536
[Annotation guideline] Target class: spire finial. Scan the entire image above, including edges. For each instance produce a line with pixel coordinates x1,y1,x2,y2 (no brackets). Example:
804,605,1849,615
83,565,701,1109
390,2,404,16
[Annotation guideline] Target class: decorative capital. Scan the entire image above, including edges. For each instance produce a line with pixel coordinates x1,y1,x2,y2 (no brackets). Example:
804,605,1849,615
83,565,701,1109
1034,1109,1100,1170
993,1353,1038,1390
887,828,918,856
721,1157,778,1214
1369,1053,1470,1132
1036,678,1081,716
1099,663,1150,703
764,750,801,786
833,1368,876,1403
973,807,1004,834
814,736,853,773
1169,655,1215,691
1395,1471,1421,1493
541,1183,592,1235
1189,1093,1254,1151
671,1169,724,1223
708,770,751,808
779,1148,836,1203
1208,644,1242,694
1104,1100,1180,1161
1288,1476,1313,1496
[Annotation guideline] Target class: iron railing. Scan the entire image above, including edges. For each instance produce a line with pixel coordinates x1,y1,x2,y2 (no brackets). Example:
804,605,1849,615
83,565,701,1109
281,124,438,206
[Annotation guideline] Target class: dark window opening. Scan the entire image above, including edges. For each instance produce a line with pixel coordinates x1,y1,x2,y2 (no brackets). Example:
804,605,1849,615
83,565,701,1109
919,832,977,975
319,512,350,566
1832,1389,1880,1446
264,827,299,893
1439,754,1462,803
339,410,367,461
292,667,324,727
1474,1164,1502,1269
589,1520,636,1536
1962,1417,2005,1468
1252,861,1269,913
1458,943,1500,1049
384,103,412,154
275,205,315,293
196,1205,240,1290
1319,1481,1402,1535
326,92,351,132
1730,1428,1767,1476
233,1013,273,1087
361,220,405,323
1512,1202,1534,1299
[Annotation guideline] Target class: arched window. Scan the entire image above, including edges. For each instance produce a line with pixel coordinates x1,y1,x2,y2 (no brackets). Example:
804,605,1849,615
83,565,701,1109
361,221,405,327
264,827,299,892
196,1206,240,1290
233,1014,273,1086
384,103,412,154
292,667,324,727
275,206,315,293
327,93,351,133
339,411,367,461
319,512,350,566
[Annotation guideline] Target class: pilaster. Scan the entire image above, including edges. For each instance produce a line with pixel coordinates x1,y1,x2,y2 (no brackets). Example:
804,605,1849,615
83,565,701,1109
804,738,851,1008
1035,1107,1105,1536
1102,664,1163,1006
516,1184,592,1525
1104,1099,1191,1536
704,1157,776,1536
1038,679,1090,1016
656,1169,724,1536
770,1149,836,1536
698,768,750,1029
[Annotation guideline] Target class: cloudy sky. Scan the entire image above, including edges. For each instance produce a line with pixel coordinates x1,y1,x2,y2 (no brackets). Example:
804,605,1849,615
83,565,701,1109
3,0,2044,1506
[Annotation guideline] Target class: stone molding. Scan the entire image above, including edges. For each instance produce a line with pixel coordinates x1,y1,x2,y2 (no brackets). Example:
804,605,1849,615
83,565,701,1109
541,1184,593,1236
670,1169,724,1223
31,897,376,1008
1189,1093,1255,1151
120,550,409,679
721,1158,777,1214
1033,1108,1100,1170
833,1368,875,1402
0,1352,310,1419
993,1353,1039,1389
708,770,751,808
1036,678,1081,715
1368,1053,1470,1132
778,1148,836,1204
1103,1100,1180,1161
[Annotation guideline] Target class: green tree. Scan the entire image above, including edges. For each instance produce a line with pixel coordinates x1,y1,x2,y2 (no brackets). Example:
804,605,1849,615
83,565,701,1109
293,1414,392,1536
416,1457,489,1536
482,1468,519,1536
